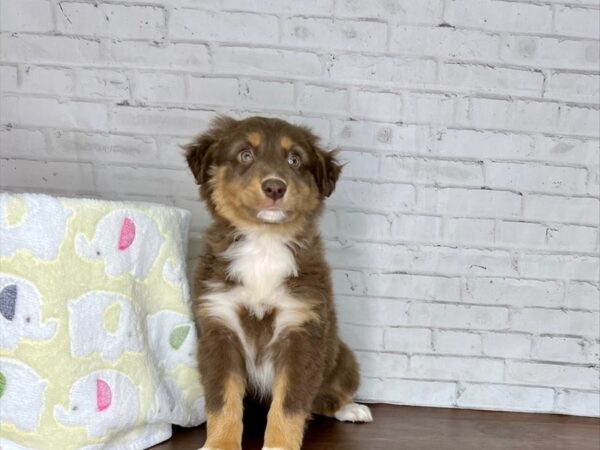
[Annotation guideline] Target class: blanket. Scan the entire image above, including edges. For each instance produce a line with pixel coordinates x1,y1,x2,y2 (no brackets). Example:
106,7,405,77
0,193,205,450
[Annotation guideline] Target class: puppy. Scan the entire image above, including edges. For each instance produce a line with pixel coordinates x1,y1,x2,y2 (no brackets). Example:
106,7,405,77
185,116,372,450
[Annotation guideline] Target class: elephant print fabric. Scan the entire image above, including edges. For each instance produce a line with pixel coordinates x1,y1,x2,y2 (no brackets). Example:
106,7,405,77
54,370,139,438
68,291,143,361
0,275,57,350
0,194,204,450
0,359,47,432
0,194,71,260
75,210,164,280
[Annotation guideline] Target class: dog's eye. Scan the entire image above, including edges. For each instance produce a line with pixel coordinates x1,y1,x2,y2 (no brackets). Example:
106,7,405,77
287,153,301,168
238,149,254,164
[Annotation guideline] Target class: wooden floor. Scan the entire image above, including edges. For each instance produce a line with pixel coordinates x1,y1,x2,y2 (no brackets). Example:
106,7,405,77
152,400,600,450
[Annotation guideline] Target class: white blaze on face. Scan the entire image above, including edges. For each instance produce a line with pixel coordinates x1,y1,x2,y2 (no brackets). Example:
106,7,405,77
257,209,287,223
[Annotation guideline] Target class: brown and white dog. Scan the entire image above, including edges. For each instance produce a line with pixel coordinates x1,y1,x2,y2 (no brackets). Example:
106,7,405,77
185,116,372,450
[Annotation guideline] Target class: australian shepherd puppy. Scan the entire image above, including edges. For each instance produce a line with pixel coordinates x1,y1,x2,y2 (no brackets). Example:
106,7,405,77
185,116,372,450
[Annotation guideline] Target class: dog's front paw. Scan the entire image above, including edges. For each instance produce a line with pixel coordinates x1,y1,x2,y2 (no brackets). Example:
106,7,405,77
334,402,373,423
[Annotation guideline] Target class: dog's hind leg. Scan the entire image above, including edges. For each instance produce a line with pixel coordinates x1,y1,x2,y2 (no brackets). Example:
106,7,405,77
311,340,373,423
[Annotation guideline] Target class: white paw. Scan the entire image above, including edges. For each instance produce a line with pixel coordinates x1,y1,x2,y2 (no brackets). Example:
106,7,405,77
334,402,373,423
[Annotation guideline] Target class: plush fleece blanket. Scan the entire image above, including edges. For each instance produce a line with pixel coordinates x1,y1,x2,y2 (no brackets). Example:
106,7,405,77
0,193,205,450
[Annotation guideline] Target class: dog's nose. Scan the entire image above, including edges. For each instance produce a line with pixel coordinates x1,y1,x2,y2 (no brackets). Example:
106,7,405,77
262,179,287,200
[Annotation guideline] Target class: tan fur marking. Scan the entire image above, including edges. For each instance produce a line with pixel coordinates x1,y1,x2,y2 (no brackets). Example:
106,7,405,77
280,136,294,151
264,374,307,450
203,374,245,450
248,131,261,148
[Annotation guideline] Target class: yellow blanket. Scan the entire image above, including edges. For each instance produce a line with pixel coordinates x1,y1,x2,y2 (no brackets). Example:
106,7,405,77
0,193,204,450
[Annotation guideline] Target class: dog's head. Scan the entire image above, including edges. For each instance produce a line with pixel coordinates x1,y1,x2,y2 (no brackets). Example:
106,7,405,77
185,116,341,233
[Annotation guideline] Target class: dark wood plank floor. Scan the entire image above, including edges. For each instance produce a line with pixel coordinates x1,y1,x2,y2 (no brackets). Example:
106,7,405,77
152,400,600,450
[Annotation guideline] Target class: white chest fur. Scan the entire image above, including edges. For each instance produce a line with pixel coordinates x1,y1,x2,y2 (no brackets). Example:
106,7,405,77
202,233,312,396
222,232,298,305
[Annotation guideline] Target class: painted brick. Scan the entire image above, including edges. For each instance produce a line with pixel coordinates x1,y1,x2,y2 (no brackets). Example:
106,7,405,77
511,308,599,336
369,379,457,407
328,55,437,85
188,77,240,106
351,90,403,121
0,159,95,191
382,156,484,186
337,211,391,241
111,41,210,69
391,26,500,60
0,0,53,32
282,17,387,51
339,323,384,351
243,80,294,109
433,330,482,356
506,361,599,390
524,194,599,225
555,390,600,417
56,3,165,39
457,384,554,412
482,332,531,358
0,128,47,158
335,296,410,326
170,9,278,44
0,34,102,64
533,336,598,364
96,166,197,198
557,106,600,137
391,215,442,242
337,0,443,23
331,180,415,212
410,355,504,382
135,72,186,103
76,69,129,100
418,187,522,217
0,65,18,91
365,273,461,301
501,36,599,71
546,73,600,104
535,136,599,166
409,303,510,330
214,46,322,77
519,254,599,282
565,282,600,310
496,221,547,249
466,277,565,308
332,269,365,296
434,129,535,161
545,225,598,253
110,106,214,135
337,151,379,179
402,93,455,125
445,0,553,33
439,64,543,96
554,6,600,38
297,85,348,114
486,162,587,194
46,131,157,164
221,0,333,15
332,120,429,153
355,351,409,378
384,328,432,353
444,218,495,245
1,96,108,130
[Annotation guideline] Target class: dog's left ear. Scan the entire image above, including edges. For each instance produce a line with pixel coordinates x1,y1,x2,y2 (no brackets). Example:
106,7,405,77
315,147,343,198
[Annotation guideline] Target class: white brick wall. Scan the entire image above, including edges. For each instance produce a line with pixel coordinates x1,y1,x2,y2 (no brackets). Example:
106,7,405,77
0,0,598,417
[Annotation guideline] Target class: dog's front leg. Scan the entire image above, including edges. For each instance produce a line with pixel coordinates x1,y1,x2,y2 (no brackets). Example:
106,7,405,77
264,329,324,450
198,326,246,450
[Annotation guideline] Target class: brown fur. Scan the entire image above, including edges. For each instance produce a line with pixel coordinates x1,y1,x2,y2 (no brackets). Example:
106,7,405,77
185,116,365,450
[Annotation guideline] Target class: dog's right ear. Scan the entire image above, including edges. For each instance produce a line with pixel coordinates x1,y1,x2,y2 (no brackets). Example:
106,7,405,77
184,116,236,185
184,133,214,185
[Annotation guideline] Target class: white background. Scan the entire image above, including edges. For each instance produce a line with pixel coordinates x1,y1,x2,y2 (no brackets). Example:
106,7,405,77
0,0,598,416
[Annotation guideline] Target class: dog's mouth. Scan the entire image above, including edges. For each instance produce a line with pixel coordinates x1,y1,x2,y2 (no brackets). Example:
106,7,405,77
256,206,288,223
